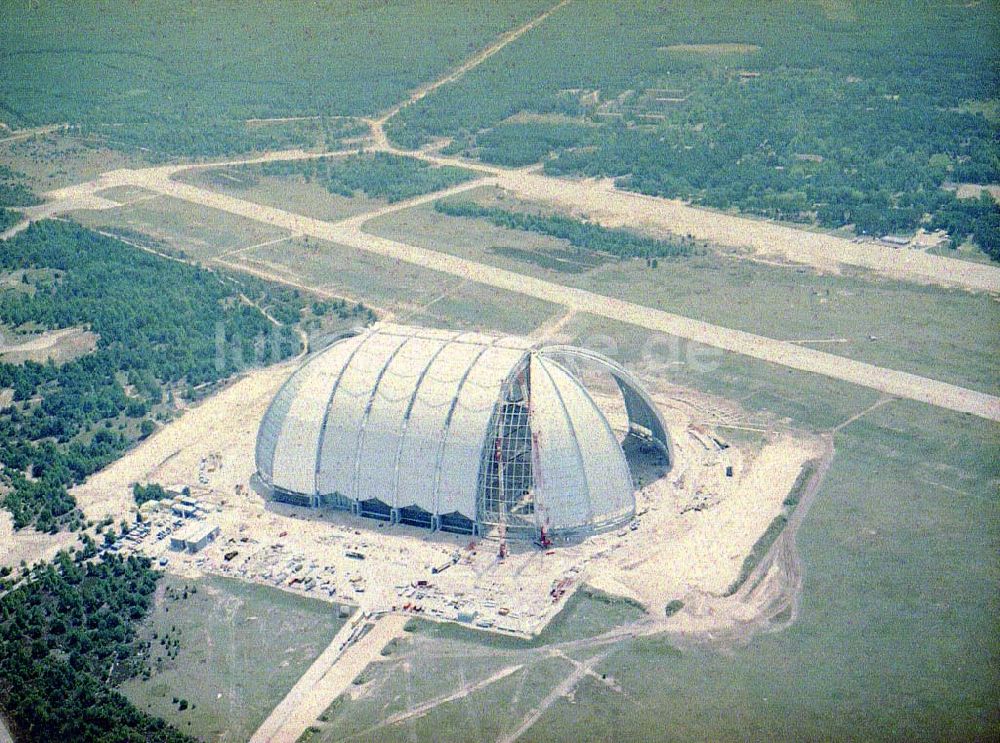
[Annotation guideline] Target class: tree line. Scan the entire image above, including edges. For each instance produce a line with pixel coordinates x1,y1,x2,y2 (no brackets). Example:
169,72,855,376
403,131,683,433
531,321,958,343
239,152,478,203
0,550,194,742
434,199,692,259
0,220,301,531
0,165,42,208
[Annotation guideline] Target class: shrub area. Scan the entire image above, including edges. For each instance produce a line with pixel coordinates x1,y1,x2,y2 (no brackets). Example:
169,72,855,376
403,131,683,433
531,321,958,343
0,220,301,531
1,0,553,156
0,208,22,233
247,152,479,203
0,165,42,207
0,550,193,742
434,199,692,258
80,117,369,162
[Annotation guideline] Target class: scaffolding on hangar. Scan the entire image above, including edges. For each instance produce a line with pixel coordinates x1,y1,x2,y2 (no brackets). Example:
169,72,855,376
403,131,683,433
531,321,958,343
255,323,671,541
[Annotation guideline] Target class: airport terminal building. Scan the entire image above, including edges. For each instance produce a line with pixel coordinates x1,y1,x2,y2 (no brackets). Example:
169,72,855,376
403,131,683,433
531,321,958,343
255,323,671,541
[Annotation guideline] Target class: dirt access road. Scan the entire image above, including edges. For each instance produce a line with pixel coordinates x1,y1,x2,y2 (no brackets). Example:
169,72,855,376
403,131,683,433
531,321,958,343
74,169,998,422
374,0,574,126
250,614,408,743
10,0,998,421
358,0,1000,294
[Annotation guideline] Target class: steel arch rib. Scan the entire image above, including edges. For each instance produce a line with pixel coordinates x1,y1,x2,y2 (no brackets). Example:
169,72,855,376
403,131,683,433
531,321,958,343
544,355,635,511
538,344,673,466
390,335,456,510
259,335,354,485
533,356,595,529
429,344,493,521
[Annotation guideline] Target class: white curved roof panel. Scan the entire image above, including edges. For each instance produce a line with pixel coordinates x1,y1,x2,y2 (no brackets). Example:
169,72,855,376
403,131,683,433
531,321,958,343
256,323,665,538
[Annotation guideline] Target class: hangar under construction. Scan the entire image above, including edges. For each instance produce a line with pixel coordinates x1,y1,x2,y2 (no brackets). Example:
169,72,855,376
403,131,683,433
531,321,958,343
254,323,671,542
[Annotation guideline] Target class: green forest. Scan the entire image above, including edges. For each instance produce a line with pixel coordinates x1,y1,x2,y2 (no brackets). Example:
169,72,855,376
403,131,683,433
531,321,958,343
81,117,369,163
0,165,38,233
434,199,692,259
0,209,21,233
0,0,552,157
0,221,303,532
0,550,194,742
233,152,478,203
388,0,1000,256
0,165,42,208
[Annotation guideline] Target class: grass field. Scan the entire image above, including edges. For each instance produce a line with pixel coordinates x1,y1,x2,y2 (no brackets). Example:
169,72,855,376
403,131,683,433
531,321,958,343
69,196,291,262
120,574,351,743
364,200,999,395
308,589,645,743
520,401,999,743
363,193,622,275
176,167,384,223
234,237,560,336
310,316,999,741
564,312,884,430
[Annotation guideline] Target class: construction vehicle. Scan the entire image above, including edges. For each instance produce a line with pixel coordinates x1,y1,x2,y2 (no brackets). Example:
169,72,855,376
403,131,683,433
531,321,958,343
431,560,452,574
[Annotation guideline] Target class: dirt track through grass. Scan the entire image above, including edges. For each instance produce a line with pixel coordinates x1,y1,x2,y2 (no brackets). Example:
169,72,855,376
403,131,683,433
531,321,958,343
251,614,408,743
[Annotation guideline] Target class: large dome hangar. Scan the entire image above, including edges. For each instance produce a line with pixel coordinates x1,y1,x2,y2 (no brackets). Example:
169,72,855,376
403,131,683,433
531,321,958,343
255,323,671,541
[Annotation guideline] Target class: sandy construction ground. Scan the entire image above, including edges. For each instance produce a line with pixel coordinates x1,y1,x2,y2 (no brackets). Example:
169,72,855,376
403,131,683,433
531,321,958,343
587,433,821,605
71,363,296,524
69,347,815,630
0,510,77,570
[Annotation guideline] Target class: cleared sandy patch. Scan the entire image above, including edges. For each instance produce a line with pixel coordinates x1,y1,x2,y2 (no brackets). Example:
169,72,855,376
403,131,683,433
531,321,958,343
0,509,78,570
0,326,98,364
947,182,1000,202
71,363,295,524
67,341,818,633
583,382,824,612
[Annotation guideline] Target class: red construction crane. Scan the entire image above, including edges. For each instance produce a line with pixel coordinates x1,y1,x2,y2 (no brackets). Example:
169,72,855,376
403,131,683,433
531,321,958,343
495,436,507,561
527,370,553,550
